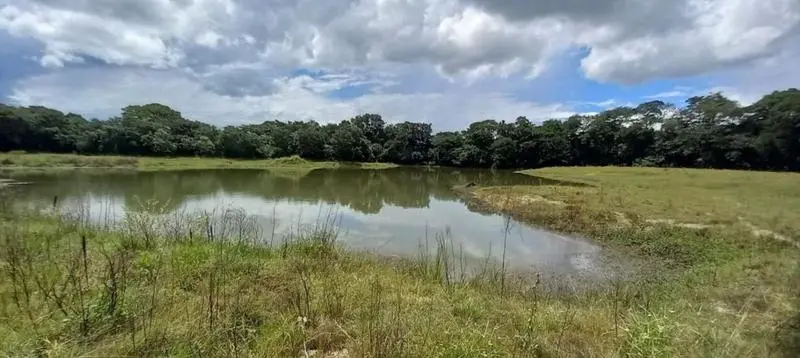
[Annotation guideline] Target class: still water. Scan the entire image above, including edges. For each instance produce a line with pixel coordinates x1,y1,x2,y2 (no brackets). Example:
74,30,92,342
3,167,608,276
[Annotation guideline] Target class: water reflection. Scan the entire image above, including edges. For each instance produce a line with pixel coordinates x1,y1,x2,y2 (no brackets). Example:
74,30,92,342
4,167,603,275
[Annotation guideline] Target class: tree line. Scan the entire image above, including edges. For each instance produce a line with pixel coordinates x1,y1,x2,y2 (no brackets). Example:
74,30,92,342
1,88,798,170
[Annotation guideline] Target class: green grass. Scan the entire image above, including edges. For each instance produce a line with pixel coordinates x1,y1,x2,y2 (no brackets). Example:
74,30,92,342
523,166,800,234
461,166,799,356
472,167,800,243
0,153,397,172
1,210,791,358
1,166,798,357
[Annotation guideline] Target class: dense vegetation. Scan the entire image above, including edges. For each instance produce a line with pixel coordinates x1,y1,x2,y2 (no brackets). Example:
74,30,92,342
2,89,799,170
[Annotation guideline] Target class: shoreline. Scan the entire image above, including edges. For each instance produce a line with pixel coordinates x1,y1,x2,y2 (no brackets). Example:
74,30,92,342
0,153,399,172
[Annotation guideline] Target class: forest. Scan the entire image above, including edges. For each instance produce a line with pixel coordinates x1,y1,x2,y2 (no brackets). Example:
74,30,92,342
1,88,798,170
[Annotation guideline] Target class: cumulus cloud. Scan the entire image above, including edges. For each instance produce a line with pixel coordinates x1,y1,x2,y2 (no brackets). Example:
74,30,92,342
580,0,800,83
2,0,799,83
0,0,238,67
712,44,800,105
0,0,798,124
8,68,575,129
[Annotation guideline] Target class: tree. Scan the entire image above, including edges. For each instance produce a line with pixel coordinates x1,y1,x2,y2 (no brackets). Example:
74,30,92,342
384,122,432,163
0,106,31,151
292,123,325,159
351,114,386,145
431,132,464,166
2,87,800,171
330,122,369,162
748,89,800,170
490,136,518,168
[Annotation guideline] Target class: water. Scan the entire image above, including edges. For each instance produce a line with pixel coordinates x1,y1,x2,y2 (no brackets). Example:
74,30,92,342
2,167,609,277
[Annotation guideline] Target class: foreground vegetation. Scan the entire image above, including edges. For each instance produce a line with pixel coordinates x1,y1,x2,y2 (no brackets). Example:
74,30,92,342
1,167,798,357
0,153,397,172
2,88,799,170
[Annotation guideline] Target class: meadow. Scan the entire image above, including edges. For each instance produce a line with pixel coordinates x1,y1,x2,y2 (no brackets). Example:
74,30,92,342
0,166,797,357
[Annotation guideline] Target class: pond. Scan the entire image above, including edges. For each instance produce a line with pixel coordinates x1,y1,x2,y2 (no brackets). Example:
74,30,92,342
2,167,615,280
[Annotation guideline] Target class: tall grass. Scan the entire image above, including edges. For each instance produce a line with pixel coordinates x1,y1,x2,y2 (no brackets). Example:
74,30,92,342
0,193,796,356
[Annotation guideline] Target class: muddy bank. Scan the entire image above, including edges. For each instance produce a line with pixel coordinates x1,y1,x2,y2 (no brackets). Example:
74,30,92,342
451,183,665,293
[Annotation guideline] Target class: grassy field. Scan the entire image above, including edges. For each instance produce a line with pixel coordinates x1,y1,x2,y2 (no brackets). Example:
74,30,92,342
473,167,800,243
463,167,800,356
0,153,397,172
0,167,798,357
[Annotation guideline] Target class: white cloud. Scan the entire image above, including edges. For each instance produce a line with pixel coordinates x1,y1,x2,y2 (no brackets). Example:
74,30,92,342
8,67,575,130
6,0,800,83
0,0,236,67
1,0,799,122
712,46,800,105
4,0,793,85
643,90,690,100
578,0,800,83
195,31,223,48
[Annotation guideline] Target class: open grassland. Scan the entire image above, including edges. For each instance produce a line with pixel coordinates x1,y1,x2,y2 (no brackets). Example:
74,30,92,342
474,167,800,245
463,166,800,356
0,167,798,357
0,153,397,172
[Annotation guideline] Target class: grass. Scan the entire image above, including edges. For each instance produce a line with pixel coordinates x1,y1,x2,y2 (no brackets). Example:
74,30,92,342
0,206,629,357
523,167,800,235
470,167,800,247
460,166,799,356
0,153,398,172
1,166,798,357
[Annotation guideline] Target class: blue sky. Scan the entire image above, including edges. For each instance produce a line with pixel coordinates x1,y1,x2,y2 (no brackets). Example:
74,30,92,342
1,0,798,130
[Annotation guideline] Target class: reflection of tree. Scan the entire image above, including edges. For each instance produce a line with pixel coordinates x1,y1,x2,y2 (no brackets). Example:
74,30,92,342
12,168,550,215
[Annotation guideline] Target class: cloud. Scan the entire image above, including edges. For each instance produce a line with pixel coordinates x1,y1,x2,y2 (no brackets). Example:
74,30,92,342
580,0,800,83
643,90,690,100
8,67,575,129
465,0,800,84
6,0,793,85
711,44,800,105
1,0,798,123
0,0,562,78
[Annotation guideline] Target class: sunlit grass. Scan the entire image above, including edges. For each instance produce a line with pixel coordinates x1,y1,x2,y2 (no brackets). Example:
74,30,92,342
516,166,800,236
459,166,800,357
0,153,398,172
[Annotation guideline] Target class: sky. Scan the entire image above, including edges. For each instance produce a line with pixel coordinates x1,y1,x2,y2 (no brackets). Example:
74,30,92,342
0,0,798,131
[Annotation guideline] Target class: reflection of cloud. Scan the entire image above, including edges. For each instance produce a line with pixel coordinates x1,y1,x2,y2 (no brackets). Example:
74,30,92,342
63,190,599,268
25,169,603,275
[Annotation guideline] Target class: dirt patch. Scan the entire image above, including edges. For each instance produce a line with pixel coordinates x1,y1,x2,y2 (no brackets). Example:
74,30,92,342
480,193,567,209
643,217,799,248
612,211,632,228
305,348,350,357
739,219,800,249
453,185,567,210
645,219,716,230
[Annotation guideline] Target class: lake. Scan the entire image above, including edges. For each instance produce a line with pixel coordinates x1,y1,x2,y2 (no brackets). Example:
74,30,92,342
2,167,615,280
